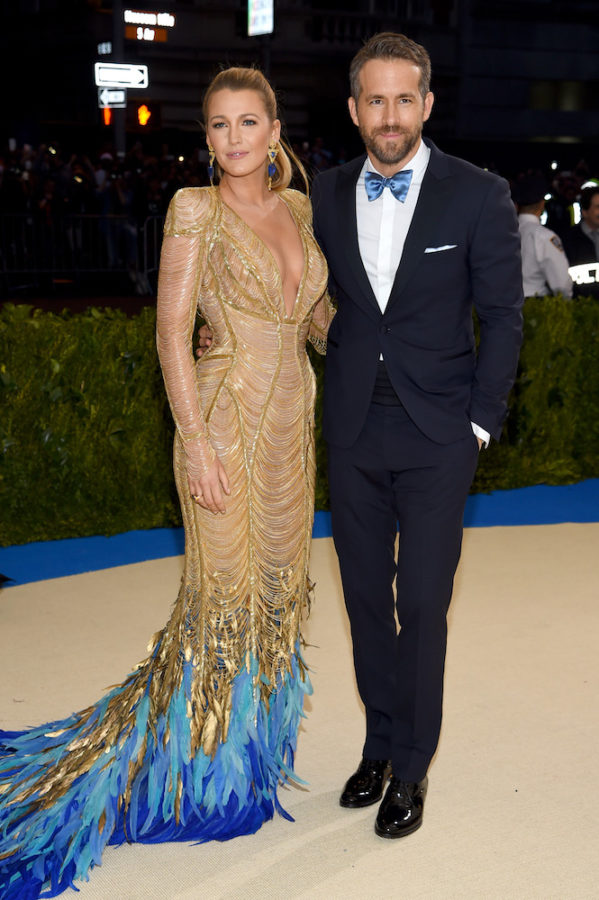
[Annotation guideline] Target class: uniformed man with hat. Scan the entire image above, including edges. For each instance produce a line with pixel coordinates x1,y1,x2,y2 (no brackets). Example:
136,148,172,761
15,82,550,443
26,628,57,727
514,173,573,298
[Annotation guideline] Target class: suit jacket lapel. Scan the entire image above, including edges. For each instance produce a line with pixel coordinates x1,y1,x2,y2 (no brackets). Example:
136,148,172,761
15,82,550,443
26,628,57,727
335,157,381,317
386,141,453,310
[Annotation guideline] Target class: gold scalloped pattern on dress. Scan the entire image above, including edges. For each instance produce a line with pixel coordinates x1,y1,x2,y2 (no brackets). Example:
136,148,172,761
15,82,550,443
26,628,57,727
153,186,334,753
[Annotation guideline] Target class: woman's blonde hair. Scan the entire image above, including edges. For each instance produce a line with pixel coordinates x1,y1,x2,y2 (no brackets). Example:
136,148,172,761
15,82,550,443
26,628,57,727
202,66,308,194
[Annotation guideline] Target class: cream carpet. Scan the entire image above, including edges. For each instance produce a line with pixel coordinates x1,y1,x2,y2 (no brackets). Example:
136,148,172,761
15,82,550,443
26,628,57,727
1,524,597,899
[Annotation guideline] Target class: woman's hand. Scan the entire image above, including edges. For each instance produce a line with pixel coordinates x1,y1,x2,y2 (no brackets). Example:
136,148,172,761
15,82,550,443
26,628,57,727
189,457,230,514
195,324,213,358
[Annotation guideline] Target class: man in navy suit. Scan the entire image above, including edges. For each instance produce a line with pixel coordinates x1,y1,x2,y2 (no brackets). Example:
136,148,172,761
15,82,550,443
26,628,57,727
311,33,523,838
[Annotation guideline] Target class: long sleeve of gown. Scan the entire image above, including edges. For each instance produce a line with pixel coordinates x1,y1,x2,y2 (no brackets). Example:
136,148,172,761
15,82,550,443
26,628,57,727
156,189,216,480
307,291,336,354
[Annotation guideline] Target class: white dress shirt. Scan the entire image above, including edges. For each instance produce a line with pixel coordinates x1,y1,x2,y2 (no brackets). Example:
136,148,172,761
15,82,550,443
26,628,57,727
355,140,489,447
356,140,430,313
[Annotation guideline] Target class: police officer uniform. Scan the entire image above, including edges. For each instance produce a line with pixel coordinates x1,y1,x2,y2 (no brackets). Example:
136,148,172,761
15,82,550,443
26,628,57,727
518,214,572,297
514,174,573,298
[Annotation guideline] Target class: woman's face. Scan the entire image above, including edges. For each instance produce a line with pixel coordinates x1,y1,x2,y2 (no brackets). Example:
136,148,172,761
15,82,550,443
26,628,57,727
206,88,280,183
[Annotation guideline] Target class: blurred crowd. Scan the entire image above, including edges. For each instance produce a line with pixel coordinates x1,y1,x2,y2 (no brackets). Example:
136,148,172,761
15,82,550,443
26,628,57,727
0,137,349,223
0,141,207,222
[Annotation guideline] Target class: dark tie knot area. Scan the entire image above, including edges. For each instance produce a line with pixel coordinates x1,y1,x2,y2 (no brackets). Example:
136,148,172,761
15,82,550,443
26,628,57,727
365,169,413,202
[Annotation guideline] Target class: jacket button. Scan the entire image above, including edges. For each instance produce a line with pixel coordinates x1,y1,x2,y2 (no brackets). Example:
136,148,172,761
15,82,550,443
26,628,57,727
383,326,392,334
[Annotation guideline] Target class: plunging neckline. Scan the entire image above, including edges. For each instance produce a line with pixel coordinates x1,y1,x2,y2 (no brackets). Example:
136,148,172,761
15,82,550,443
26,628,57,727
216,188,307,320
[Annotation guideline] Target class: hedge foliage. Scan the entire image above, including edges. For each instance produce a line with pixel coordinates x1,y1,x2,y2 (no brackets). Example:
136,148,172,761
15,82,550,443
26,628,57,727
471,296,599,492
1,297,597,546
0,304,178,546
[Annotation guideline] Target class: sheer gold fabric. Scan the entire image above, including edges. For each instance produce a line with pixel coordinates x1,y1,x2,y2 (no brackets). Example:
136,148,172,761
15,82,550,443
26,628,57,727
155,186,334,754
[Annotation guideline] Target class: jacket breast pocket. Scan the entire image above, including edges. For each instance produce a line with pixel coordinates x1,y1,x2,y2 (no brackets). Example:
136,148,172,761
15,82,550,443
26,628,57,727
424,244,458,255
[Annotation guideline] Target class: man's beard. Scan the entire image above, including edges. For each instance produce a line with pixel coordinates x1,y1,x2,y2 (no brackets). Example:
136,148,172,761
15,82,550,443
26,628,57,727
359,123,421,169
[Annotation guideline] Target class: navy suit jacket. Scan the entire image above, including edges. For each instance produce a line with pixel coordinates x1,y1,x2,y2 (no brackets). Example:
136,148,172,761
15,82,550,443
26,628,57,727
563,223,597,267
311,140,524,447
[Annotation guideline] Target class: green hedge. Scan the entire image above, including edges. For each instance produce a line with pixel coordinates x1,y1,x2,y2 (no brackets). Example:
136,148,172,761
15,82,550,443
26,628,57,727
1,297,598,547
471,296,599,492
0,304,178,546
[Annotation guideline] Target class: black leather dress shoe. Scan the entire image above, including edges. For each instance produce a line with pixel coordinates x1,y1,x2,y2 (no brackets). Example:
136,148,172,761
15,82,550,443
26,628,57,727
339,758,391,808
374,776,428,838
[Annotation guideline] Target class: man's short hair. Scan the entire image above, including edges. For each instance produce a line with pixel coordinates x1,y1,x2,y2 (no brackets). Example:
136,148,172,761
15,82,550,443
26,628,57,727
580,185,599,211
349,32,432,101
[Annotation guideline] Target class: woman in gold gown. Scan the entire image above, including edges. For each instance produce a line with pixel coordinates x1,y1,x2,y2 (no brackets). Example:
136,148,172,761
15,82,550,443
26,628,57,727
0,67,333,898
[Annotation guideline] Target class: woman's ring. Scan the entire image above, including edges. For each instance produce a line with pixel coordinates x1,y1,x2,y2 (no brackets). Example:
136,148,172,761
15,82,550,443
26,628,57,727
192,493,203,502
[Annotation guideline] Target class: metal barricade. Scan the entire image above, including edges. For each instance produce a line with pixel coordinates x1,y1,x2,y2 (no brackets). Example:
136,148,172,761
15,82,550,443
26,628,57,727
0,213,166,297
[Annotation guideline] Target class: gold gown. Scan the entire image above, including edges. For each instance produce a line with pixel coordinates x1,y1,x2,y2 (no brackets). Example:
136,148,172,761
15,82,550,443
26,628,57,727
0,186,333,898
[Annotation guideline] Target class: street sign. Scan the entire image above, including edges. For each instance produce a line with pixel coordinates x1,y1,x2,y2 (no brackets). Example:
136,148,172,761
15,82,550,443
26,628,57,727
98,88,127,109
125,25,168,42
248,0,273,36
94,62,148,88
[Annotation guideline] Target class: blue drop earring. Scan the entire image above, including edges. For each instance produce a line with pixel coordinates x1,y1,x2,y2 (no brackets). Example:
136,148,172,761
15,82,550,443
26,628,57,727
207,145,215,186
267,142,278,190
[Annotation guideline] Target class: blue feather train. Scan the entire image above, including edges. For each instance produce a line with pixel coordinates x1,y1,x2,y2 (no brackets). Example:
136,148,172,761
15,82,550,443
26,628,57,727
0,650,311,899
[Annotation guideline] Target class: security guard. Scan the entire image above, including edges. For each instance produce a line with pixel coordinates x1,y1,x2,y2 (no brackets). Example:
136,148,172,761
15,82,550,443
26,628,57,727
513,174,573,298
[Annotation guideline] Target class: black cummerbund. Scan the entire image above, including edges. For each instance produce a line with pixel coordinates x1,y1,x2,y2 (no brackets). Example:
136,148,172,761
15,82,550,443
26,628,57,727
372,360,403,406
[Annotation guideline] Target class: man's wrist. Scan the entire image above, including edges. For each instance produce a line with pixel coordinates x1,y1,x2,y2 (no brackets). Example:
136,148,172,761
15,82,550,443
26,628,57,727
471,422,490,449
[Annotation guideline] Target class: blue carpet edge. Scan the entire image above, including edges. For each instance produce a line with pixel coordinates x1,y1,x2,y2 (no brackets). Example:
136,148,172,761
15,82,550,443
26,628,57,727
1,480,598,588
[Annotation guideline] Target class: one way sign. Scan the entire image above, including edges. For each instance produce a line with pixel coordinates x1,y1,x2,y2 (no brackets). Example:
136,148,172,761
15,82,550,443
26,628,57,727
98,88,127,108
94,63,149,88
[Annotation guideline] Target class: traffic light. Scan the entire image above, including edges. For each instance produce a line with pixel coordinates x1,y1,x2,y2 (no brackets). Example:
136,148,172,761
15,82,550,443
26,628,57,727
102,107,112,126
126,102,160,130
137,104,152,126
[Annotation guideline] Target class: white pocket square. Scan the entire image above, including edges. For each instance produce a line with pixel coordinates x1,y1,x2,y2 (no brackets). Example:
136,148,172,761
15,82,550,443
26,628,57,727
424,244,457,253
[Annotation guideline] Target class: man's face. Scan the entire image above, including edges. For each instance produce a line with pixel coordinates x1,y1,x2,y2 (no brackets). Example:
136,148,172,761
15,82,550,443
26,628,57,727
348,58,434,176
582,193,599,230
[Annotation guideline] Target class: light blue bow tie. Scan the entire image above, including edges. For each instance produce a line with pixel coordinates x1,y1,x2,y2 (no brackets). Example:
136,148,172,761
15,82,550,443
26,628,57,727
365,169,413,202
